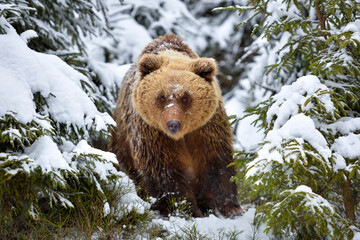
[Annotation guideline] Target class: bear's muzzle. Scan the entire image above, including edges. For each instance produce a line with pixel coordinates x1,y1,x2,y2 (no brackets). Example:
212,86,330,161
161,103,185,138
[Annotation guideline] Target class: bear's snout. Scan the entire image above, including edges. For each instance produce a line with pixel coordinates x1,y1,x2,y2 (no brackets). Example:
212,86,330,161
167,120,181,135
161,103,185,138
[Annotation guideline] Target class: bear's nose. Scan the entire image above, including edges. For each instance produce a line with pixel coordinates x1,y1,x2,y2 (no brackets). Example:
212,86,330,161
166,121,181,135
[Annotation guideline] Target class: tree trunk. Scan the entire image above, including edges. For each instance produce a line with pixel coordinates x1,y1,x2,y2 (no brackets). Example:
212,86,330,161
315,1,326,31
343,180,356,222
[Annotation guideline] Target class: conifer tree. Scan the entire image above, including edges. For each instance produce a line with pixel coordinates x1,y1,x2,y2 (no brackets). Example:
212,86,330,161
1,0,123,117
0,1,149,237
2,0,108,52
221,0,360,238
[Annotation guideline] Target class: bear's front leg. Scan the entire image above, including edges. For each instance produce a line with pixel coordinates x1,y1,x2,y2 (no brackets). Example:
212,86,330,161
140,167,203,217
188,119,244,218
203,153,244,218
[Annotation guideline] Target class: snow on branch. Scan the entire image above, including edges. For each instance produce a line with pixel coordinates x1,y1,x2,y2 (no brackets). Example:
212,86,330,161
0,19,115,133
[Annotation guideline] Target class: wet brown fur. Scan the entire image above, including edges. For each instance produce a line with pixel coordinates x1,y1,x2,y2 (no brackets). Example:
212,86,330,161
109,34,243,217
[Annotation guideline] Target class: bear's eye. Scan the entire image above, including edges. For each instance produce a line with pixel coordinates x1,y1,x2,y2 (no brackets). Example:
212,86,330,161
156,95,167,107
181,96,189,104
180,93,192,109
159,96,166,103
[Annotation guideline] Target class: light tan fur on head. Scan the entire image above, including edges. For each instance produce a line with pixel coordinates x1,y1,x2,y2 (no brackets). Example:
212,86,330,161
132,51,221,140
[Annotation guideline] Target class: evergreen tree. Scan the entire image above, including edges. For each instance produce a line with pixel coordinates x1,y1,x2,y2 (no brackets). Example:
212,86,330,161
0,2,149,237
1,0,108,52
0,0,125,117
223,0,360,239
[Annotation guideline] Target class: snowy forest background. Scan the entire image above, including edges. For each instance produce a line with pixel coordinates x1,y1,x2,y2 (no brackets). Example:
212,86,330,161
1,0,360,239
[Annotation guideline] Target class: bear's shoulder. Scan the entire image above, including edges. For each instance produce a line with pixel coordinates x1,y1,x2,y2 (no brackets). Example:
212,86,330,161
140,34,198,59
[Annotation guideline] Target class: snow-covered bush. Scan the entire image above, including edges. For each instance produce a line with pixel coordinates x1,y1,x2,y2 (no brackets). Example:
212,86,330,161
243,76,344,237
224,0,360,239
0,0,127,117
0,4,150,237
0,0,108,52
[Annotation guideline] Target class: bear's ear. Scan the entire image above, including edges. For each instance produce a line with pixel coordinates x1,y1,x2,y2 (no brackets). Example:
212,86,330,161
193,58,217,82
138,54,164,76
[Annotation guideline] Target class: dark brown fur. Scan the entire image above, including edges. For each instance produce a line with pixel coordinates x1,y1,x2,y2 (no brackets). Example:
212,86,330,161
109,34,243,217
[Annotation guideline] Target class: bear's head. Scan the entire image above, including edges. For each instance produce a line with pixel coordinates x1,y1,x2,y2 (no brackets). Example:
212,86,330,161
132,51,221,140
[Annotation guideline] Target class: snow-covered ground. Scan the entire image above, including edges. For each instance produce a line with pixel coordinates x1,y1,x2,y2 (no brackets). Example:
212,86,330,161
151,208,268,239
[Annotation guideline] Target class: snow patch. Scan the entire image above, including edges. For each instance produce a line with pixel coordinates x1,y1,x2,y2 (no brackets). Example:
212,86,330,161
25,136,72,172
115,171,151,215
20,29,38,43
332,133,360,159
294,185,312,193
72,140,118,180
267,75,334,129
342,19,360,42
326,117,360,135
287,185,335,214
152,208,268,239
165,103,175,109
267,114,331,161
103,202,110,217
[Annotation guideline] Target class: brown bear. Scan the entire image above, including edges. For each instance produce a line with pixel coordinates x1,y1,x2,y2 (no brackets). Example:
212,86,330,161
109,34,243,218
